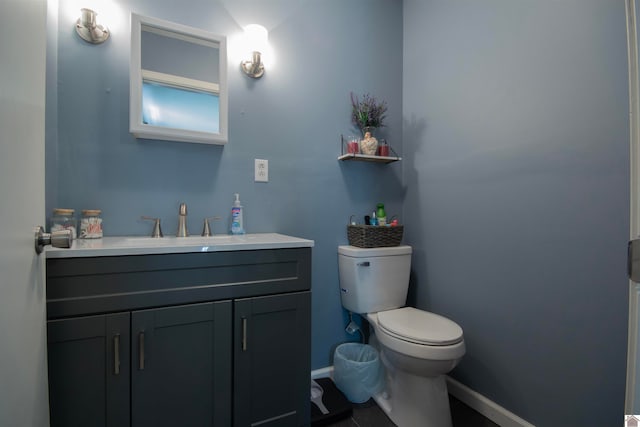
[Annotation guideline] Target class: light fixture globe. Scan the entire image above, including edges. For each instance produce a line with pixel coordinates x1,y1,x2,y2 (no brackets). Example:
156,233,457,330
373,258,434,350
240,24,268,78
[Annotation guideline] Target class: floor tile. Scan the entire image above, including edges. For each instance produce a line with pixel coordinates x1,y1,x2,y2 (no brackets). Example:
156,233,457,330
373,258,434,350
321,395,498,427
450,396,499,427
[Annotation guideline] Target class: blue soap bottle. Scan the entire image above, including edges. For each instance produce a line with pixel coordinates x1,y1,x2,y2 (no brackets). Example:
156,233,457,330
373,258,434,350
231,193,245,235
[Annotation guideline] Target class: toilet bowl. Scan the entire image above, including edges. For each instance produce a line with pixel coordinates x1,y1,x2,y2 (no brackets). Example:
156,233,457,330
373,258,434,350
368,308,465,376
338,245,465,427
366,309,464,427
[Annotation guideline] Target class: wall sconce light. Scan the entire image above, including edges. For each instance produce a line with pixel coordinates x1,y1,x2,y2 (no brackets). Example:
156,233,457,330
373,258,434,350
240,24,268,78
75,8,110,44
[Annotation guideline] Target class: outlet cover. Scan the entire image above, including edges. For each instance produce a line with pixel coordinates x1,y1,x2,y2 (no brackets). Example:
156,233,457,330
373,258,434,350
255,159,268,182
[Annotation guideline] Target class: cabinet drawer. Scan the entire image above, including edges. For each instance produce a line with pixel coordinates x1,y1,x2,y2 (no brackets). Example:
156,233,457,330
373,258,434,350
46,248,311,318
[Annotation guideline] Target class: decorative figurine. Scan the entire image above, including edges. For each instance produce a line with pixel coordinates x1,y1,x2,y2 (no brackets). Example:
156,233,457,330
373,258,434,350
359,131,378,155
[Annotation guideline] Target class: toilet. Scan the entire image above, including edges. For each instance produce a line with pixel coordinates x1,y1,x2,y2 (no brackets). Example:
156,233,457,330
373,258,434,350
338,245,465,427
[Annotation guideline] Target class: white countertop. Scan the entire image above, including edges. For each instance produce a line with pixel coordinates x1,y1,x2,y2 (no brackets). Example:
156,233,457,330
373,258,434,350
45,233,314,258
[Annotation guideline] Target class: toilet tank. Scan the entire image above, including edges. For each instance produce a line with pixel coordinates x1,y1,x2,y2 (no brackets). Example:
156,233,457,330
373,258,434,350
338,245,412,314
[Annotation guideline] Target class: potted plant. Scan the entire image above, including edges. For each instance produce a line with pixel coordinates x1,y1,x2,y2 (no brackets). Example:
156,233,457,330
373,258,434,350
350,92,388,134
350,92,387,155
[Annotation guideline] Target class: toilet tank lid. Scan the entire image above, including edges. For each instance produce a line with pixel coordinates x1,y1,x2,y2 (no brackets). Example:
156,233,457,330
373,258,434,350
338,245,412,257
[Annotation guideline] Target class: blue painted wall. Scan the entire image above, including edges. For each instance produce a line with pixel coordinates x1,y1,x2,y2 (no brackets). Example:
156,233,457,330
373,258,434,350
403,1,629,425
48,0,633,424
46,0,404,370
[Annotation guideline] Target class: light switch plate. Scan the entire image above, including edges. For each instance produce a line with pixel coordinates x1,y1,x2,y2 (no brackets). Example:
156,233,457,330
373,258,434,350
255,159,268,182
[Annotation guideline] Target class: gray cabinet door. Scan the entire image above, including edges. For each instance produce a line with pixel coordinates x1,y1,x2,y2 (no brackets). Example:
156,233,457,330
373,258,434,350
47,312,130,427
234,291,311,427
131,300,232,427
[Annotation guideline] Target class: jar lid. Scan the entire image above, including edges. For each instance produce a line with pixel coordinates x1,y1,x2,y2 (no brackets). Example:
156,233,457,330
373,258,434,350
82,209,102,216
53,208,74,215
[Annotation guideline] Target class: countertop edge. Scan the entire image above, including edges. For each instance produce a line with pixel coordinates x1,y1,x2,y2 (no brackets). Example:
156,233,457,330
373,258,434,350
45,233,315,258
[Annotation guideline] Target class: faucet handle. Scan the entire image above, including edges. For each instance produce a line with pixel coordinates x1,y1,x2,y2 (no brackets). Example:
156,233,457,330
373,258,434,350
141,216,163,238
179,203,187,216
201,216,221,237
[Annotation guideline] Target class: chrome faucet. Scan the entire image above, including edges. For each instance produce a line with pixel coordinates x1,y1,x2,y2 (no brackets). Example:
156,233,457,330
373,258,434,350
177,203,188,237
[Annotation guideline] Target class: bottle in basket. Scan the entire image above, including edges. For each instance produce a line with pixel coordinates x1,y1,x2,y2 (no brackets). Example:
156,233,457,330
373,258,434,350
376,203,387,226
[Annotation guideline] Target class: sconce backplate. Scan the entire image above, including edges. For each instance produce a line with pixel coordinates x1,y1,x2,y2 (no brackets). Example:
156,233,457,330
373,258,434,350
76,19,110,44
241,60,264,78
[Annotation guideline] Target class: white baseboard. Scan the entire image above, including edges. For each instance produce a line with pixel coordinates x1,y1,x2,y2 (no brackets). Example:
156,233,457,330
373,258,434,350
311,367,535,427
446,376,535,427
311,366,334,380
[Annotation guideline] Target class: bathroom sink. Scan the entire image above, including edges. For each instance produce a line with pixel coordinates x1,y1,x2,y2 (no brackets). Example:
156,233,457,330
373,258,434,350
122,235,234,245
116,234,285,250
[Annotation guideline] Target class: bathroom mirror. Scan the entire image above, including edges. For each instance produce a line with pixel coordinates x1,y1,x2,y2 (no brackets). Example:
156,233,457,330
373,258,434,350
130,13,228,145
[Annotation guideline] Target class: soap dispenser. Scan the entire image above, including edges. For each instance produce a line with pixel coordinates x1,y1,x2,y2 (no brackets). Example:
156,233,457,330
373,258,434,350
231,193,245,235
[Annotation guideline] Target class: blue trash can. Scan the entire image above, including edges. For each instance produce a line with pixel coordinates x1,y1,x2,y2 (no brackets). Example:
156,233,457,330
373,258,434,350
333,343,384,403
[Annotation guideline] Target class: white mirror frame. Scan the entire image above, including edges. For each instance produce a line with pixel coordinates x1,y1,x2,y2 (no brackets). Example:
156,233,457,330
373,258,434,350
130,13,228,145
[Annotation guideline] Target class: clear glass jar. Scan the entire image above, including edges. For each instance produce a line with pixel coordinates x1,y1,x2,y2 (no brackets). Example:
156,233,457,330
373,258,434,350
80,209,103,239
51,208,77,239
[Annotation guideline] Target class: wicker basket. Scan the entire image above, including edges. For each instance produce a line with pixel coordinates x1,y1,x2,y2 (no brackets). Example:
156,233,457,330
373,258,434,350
347,225,404,248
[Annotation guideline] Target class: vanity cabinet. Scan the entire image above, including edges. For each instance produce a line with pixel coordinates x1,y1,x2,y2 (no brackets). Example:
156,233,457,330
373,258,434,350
234,293,311,427
46,247,311,427
48,312,131,427
48,301,231,427
131,301,232,427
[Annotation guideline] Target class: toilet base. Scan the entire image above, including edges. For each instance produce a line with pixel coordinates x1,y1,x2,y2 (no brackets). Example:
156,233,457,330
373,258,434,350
373,359,452,427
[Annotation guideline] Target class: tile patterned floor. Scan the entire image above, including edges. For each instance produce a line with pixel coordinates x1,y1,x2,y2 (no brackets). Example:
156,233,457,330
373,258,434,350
321,395,499,427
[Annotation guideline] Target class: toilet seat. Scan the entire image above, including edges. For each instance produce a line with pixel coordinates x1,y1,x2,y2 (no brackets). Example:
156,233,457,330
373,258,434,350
367,311,466,361
377,307,463,346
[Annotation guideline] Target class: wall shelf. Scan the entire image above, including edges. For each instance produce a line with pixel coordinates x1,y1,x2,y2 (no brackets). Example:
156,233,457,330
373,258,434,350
338,153,402,163
338,134,402,164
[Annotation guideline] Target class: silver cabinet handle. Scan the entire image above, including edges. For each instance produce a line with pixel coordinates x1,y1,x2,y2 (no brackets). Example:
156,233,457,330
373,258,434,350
629,239,640,282
139,332,145,370
242,317,248,352
357,261,370,267
113,334,120,375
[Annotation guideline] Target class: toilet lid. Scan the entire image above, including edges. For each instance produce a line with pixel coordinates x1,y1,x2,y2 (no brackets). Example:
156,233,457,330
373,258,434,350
377,307,463,346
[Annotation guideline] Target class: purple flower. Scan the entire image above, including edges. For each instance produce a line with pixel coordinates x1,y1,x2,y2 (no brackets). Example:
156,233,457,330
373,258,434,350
350,92,388,130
